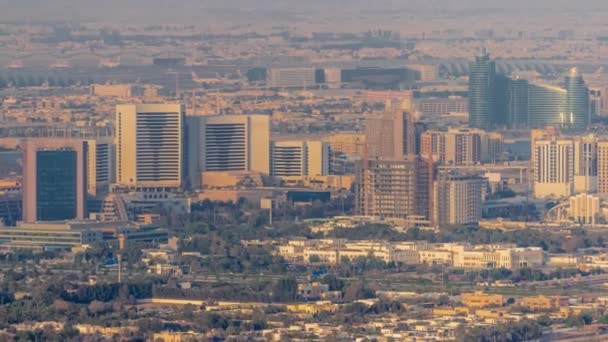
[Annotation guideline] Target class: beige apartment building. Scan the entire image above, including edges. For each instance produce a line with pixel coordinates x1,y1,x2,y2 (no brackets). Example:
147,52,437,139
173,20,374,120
433,171,485,226
356,158,432,221
420,127,502,165
598,140,608,194
366,110,415,159
533,138,574,198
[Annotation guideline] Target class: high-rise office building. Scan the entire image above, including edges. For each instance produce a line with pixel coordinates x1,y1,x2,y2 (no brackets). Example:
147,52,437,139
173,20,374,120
472,60,590,129
186,114,270,188
468,49,495,130
271,140,330,178
366,110,415,159
86,138,113,197
507,78,529,128
22,139,88,223
533,138,574,198
565,68,590,130
356,158,432,220
527,82,568,128
115,104,184,188
433,171,485,226
493,74,510,126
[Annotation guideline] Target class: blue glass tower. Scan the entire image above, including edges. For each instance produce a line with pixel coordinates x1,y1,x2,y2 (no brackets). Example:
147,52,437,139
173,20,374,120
468,49,495,130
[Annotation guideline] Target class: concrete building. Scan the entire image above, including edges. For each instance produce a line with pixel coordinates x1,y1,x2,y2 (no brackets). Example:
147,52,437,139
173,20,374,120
434,172,485,227
414,97,468,117
21,139,88,223
323,68,342,88
325,133,366,159
271,140,330,178
268,68,316,88
277,239,543,270
186,114,270,188
573,135,598,193
461,292,504,309
0,220,168,251
356,158,432,221
569,193,601,225
90,84,133,98
366,110,415,159
115,104,184,188
598,140,608,194
85,138,113,197
420,128,502,165
533,138,574,198
408,64,439,82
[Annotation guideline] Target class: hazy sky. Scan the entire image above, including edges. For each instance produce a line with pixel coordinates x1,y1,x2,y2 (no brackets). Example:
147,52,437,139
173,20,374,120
1,0,607,25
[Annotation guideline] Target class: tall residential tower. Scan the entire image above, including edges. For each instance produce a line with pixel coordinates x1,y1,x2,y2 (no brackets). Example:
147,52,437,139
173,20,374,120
468,49,495,130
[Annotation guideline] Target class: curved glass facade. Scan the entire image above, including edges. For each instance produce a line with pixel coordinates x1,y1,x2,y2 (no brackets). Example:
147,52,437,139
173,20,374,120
527,83,567,128
565,69,590,130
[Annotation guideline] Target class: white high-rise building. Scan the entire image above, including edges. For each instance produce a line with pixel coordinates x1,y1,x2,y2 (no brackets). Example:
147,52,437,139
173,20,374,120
186,114,270,188
533,138,574,198
271,140,330,178
115,104,184,188
433,172,484,226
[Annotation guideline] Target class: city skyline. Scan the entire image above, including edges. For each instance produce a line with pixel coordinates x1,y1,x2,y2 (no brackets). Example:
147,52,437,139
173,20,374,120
1,1,608,340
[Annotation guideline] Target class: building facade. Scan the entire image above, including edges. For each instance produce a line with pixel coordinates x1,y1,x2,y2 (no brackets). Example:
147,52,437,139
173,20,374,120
115,104,184,188
434,172,485,227
271,140,330,178
366,110,416,159
22,139,88,223
268,68,316,88
533,138,574,198
186,114,270,188
565,68,590,130
356,158,432,220
468,49,495,130
420,128,502,165
86,138,113,197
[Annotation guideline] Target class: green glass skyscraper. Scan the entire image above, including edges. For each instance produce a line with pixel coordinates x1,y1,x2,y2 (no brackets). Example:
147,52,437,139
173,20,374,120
468,49,495,130
565,68,589,130
507,78,529,128
527,82,567,128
